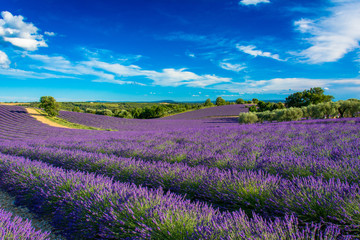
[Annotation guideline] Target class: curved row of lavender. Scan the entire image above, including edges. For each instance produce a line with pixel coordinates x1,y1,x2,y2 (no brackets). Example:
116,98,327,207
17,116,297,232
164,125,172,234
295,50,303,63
0,105,115,140
58,110,239,132
162,104,249,119
0,207,50,239
0,105,359,238
0,153,345,239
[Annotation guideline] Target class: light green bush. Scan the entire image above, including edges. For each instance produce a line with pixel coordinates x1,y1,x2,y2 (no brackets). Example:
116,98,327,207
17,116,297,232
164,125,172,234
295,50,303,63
238,112,258,124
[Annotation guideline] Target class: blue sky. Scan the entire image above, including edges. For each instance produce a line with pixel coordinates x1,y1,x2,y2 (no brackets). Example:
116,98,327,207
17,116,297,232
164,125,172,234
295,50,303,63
0,0,360,102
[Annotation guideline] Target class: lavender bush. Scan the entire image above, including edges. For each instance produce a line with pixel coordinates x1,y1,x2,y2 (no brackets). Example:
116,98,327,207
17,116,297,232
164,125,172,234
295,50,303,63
0,207,50,240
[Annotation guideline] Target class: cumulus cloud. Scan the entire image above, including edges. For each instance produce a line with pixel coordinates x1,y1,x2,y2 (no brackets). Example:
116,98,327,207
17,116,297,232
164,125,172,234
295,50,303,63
0,50,10,68
0,11,47,51
236,44,282,61
219,62,246,72
239,0,270,6
295,0,360,63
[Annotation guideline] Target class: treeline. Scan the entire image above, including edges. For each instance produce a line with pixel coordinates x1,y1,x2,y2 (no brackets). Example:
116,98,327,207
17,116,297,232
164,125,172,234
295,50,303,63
239,99,360,124
29,100,208,119
76,103,205,119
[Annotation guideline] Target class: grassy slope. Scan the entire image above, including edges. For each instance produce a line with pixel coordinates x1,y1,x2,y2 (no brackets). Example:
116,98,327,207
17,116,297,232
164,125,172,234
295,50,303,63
33,108,116,131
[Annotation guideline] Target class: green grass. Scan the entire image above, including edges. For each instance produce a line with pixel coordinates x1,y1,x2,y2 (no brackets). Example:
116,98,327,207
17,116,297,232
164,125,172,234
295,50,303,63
33,108,116,131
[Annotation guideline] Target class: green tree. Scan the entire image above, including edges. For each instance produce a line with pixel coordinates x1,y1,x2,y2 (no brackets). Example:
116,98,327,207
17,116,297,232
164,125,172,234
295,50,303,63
285,87,334,108
338,99,360,118
252,98,259,104
39,96,59,117
215,97,226,106
204,98,213,107
249,105,257,112
236,98,245,104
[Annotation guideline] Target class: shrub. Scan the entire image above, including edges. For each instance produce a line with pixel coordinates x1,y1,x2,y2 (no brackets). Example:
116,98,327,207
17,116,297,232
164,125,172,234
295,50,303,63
86,108,96,114
96,109,113,116
256,111,276,122
238,112,258,124
275,108,303,122
115,110,132,118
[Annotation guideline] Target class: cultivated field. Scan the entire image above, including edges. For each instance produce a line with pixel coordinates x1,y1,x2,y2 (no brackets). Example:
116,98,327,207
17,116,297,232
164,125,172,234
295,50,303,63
0,105,359,239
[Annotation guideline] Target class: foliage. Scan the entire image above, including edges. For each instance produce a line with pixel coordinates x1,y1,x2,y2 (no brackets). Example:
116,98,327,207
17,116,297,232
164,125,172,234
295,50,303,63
86,108,96,114
236,98,245,104
252,98,259,104
32,101,207,119
238,112,258,124
285,87,334,108
215,97,226,106
337,99,360,118
114,109,133,118
252,101,285,112
72,106,82,112
274,107,303,121
39,96,59,117
96,109,113,116
204,98,214,107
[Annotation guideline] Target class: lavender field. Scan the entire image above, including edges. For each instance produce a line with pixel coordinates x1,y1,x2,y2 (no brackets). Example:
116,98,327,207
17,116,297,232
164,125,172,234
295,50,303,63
0,105,359,239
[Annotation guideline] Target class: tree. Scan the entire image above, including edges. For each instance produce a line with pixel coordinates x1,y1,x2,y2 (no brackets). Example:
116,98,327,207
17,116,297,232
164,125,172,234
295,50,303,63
285,87,334,108
252,98,259,104
249,105,257,112
39,96,59,117
236,98,245,104
204,98,213,107
215,97,226,106
338,99,360,118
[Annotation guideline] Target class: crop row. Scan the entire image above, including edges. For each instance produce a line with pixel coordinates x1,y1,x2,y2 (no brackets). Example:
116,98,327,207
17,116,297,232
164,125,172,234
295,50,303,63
0,207,50,239
1,143,360,234
28,121,360,183
0,153,347,239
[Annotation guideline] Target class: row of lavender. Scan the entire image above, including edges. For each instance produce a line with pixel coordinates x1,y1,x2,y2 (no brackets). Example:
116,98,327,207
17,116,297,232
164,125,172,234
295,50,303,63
58,110,240,132
0,207,50,239
25,120,360,182
0,153,347,239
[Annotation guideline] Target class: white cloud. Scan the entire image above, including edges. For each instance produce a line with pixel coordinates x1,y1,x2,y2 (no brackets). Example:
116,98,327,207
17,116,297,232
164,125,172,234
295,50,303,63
239,0,270,6
236,44,282,61
214,77,360,96
87,60,231,87
219,62,246,72
0,68,75,79
44,31,55,36
295,0,360,63
25,54,231,88
0,50,10,68
0,11,47,51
